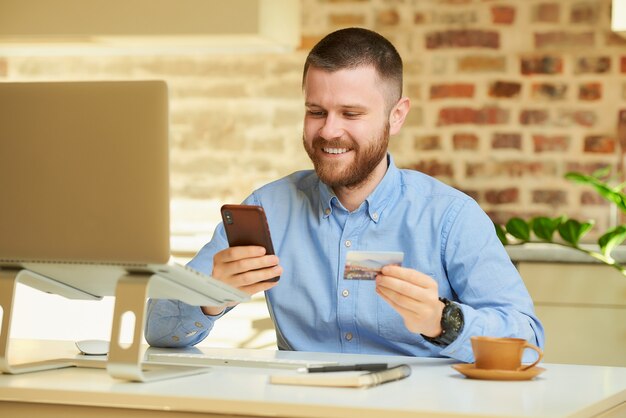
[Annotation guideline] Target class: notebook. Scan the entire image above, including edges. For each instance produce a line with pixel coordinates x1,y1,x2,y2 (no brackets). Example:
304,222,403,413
269,364,412,388
0,80,248,305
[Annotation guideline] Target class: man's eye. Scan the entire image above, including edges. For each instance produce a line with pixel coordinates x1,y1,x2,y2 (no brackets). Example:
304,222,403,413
307,110,325,117
344,112,361,118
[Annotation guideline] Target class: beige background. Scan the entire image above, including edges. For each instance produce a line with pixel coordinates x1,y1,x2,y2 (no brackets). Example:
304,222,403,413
2,0,624,240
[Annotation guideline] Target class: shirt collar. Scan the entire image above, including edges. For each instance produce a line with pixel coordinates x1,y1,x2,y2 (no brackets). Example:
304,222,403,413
319,153,401,223
319,178,336,219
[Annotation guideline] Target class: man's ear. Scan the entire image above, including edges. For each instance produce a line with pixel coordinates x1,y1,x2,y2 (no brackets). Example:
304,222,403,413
388,97,411,136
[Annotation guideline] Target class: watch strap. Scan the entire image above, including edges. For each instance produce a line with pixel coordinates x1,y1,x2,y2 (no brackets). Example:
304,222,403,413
421,297,464,347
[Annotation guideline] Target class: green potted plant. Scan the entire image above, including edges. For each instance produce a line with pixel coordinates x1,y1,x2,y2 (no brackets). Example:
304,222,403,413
495,167,626,277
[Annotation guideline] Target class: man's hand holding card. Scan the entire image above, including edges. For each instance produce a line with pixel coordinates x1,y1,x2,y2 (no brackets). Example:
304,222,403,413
344,251,444,338
343,251,404,280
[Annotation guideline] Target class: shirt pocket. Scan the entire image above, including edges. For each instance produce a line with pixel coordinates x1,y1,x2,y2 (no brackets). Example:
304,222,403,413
377,272,436,344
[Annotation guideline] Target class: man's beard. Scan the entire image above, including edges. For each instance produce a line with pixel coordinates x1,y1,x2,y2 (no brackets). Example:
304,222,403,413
303,122,390,189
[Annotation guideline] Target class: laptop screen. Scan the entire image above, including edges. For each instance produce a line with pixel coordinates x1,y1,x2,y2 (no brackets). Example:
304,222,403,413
0,80,170,266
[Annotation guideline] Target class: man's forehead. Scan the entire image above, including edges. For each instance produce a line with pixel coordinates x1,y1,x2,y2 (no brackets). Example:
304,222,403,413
304,65,394,109
303,65,384,94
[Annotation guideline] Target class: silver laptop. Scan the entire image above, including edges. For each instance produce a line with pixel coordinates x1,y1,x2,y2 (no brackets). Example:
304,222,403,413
0,80,248,306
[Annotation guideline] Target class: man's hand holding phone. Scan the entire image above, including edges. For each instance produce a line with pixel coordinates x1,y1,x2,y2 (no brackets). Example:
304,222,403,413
202,246,282,316
201,205,282,316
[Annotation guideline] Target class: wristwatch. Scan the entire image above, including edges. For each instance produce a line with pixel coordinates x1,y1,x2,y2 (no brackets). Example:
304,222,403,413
422,297,464,347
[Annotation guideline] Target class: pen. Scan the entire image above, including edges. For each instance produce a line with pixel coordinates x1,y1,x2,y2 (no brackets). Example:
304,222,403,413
300,363,389,373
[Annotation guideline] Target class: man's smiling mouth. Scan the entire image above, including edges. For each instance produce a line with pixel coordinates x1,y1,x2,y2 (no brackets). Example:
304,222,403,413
323,147,349,154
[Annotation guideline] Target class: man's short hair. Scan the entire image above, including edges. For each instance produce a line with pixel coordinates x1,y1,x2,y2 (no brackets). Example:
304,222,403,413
303,27,403,107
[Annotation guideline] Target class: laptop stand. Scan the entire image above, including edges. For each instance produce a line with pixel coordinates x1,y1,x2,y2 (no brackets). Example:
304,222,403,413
0,268,95,374
0,268,208,382
107,273,209,382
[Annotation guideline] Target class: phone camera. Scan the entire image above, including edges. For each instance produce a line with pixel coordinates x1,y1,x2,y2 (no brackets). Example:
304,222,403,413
224,211,234,224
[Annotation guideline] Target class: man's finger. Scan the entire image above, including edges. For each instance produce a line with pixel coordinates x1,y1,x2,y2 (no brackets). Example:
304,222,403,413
221,254,279,276
229,265,283,288
214,245,267,263
380,265,436,289
239,279,279,295
376,284,424,314
376,274,435,304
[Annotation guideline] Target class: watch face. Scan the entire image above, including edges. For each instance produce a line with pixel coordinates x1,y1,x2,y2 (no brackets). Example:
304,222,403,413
442,303,464,335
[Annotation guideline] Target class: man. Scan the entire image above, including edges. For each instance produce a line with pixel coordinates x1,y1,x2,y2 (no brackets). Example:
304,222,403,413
146,28,544,363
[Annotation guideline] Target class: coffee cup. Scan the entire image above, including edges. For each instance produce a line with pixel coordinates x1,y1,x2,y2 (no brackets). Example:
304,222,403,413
471,336,543,371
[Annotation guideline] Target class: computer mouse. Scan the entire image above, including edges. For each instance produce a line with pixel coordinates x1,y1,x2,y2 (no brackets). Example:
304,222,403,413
75,339,109,356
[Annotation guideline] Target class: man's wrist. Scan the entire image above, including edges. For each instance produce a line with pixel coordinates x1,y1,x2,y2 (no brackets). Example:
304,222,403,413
421,299,445,338
421,298,464,347
201,306,225,316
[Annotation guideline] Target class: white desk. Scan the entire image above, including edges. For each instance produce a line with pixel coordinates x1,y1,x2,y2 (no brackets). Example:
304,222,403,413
0,339,625,418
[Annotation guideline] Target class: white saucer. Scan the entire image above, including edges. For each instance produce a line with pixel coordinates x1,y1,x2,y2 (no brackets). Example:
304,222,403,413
452,363,545,381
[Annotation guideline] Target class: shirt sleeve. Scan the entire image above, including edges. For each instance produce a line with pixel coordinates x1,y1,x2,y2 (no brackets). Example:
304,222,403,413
145,298,224,347
144,215,233,347
435,199,545,363
144,195,261,348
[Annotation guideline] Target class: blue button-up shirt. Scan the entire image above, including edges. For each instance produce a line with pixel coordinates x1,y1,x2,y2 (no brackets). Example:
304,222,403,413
146,155,544,362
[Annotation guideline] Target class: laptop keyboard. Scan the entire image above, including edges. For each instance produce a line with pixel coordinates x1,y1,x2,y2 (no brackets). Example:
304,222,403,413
147,352,338,370
150,262,250,305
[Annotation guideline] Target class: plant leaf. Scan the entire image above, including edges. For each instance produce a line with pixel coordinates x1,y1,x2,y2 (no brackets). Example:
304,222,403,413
565,172,626,213
598,225,626,258
494,223,508,245
531,216,562,242
564,172,591,184
614,180,626,193
600,190,626,213
558,219,595,246
505,218,530,241
590,166,611,179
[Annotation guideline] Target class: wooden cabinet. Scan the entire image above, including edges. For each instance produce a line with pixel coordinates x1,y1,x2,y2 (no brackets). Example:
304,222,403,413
516,262,626,366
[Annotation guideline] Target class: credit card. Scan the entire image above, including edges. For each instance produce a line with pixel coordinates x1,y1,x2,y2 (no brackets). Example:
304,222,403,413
343,251,404,280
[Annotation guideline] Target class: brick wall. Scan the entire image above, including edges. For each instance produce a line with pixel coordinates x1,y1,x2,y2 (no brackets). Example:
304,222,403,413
2,0,625,242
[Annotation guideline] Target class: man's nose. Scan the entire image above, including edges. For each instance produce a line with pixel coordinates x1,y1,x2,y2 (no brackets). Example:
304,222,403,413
318,114,344,140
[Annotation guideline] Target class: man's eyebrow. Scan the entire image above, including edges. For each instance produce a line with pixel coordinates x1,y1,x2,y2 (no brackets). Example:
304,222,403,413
340,104,368,110
305,102,368,110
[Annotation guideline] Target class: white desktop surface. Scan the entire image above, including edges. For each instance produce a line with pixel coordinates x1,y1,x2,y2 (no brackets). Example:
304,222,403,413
0,340,625,418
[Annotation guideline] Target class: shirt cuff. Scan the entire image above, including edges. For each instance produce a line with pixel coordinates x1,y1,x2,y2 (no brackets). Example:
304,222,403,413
437,303,476,363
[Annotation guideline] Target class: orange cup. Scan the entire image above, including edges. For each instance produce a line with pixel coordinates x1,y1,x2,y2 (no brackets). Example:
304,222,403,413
471,336,543,371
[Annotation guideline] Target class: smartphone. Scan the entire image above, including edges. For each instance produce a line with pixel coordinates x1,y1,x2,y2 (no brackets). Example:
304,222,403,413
220,204,279,282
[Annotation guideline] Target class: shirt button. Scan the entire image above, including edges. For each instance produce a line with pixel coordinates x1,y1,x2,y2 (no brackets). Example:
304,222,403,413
172,335,180,342
372,212,379,221
194,322,203,328
325,208,331,215
345,332,353,341
345,240,352,247
342,289,349,297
